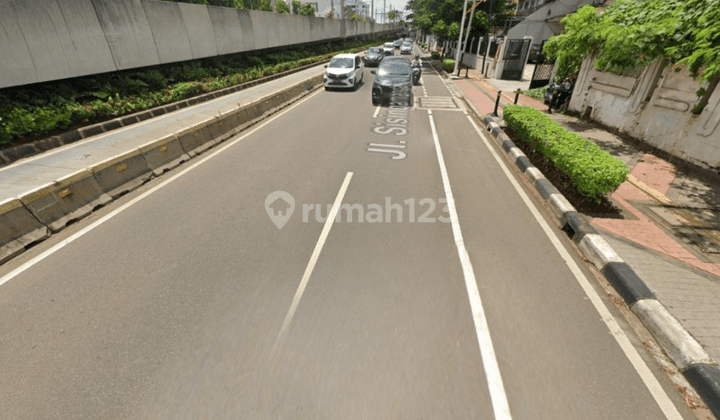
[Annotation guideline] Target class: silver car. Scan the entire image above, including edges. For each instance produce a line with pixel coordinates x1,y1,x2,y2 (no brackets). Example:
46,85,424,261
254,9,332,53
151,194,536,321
400,42,413,55
323,53,364,90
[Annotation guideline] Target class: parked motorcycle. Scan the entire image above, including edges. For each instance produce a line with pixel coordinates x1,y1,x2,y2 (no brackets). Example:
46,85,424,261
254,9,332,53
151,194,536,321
544,79,574,111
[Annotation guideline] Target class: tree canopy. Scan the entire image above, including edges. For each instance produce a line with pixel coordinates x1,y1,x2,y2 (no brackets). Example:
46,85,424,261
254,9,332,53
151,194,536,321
405,0,516,42
544,0,720,87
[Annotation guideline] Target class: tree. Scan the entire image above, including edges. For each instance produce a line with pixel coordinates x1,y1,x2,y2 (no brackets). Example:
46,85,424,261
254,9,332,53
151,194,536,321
388,10,397,22
299,4,316,15
405,0,515,42
275,0,290,13
292,1,315,16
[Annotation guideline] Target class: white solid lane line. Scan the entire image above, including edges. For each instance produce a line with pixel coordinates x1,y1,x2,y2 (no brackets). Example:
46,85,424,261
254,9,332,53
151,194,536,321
270,171,353,358
428,111,513,420
0,88,325,290
466,116,683,420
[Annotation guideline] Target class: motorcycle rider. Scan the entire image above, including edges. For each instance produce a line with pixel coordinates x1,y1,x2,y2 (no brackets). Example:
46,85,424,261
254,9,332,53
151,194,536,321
411,54,422,84
411,53,422,68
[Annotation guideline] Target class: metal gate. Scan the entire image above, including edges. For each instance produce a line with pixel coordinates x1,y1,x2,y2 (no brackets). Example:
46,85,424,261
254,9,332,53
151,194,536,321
529,62,554,89
500,39,531,80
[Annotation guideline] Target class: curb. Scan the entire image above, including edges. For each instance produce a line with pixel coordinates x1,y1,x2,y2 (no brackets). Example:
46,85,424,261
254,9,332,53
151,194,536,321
0,72,325,262
458,94,720,416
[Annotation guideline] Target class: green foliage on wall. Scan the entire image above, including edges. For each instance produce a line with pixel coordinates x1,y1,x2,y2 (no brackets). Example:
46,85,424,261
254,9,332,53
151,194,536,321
544,0,720,86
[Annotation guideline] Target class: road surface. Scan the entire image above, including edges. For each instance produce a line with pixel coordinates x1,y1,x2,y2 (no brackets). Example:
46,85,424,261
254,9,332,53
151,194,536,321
0,49,695,419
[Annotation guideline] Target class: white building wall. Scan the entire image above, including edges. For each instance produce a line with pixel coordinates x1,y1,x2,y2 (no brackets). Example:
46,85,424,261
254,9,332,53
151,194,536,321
569,54,720,169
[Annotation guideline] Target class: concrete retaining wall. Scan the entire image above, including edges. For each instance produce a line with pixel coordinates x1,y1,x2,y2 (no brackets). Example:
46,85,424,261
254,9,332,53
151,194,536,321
0,0,400,89
569,55,720,169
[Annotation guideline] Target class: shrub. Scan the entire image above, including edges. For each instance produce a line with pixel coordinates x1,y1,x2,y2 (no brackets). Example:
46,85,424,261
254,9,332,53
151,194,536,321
503,105,628,202
138,70,168,91
441,59,455,72
523,86,547,101
169,82,202,101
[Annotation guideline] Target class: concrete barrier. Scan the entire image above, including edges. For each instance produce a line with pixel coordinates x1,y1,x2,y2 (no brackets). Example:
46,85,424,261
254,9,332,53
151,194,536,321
140,134,190,176
176,118,225,157
0,199,50,264
174,72,324,157
20,170,112,233
92,149,153,198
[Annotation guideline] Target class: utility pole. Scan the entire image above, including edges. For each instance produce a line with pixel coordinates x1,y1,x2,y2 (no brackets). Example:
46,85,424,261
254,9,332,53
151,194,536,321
461,1,482,69
383,0,386,23
452,0,471,76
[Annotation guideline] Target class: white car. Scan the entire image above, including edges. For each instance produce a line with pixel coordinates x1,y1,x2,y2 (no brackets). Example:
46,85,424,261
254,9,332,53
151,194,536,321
382,42,395,56
400,42,413,55
323,53,364,90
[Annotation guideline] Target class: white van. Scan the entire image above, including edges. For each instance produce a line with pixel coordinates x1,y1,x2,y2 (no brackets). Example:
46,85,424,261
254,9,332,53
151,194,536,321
323,53,365,90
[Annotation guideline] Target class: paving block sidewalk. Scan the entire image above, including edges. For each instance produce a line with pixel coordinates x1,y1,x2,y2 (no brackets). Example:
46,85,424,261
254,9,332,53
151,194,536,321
453,69,720,366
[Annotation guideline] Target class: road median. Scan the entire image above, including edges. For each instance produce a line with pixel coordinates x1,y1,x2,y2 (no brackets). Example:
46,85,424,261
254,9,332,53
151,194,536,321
1,68,325,264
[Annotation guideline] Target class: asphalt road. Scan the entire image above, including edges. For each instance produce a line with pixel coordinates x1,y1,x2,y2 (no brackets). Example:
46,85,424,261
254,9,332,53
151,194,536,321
0,49,697,419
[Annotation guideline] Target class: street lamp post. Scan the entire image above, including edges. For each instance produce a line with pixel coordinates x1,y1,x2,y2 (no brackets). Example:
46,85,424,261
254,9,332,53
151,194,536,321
458,0,483,77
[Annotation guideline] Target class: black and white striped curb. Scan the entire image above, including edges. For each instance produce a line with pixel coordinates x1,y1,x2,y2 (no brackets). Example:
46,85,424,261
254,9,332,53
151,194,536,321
460,93,720,415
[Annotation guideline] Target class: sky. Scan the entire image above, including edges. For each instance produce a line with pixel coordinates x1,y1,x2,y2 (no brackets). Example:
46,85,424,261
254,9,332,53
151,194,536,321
367,0,410,22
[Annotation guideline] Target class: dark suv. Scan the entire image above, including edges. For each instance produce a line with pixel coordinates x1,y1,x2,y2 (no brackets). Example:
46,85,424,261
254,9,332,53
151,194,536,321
370,59,413,106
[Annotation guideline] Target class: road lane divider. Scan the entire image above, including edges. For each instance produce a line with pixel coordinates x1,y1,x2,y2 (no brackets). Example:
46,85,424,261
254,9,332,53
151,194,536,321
92,149,153,199
20,170,112,233
0,199,49,264
139,134,190,177
270,172,354,359
427,111,513,420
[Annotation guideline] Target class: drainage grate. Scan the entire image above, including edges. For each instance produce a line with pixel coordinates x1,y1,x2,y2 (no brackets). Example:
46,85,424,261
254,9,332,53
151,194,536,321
417,97,460,110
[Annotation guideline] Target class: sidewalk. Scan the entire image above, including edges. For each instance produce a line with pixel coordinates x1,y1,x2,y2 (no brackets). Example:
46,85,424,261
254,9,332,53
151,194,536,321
453,68,720,413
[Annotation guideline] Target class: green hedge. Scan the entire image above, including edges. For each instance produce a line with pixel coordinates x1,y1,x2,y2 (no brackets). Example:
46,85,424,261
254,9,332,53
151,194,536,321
441,59,455,72
503,105,628,202
523,86,547,101
0,39,388,146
